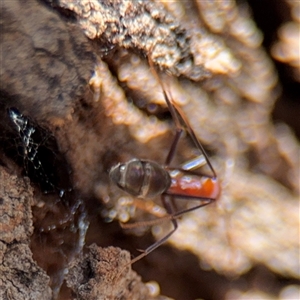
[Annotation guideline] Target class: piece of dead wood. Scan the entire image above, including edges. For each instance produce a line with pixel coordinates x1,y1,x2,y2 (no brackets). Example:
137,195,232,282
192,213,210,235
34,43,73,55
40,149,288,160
66,244,165,300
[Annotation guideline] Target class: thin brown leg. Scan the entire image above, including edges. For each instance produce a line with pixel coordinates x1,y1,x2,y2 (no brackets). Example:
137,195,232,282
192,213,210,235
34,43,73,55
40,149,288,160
129,194,177,264
165,128,183,166
121,198,213,229
148,57,217,178
128,196,214,264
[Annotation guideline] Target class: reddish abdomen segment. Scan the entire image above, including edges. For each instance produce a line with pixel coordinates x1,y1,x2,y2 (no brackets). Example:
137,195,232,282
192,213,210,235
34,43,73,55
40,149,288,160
167,169,220,199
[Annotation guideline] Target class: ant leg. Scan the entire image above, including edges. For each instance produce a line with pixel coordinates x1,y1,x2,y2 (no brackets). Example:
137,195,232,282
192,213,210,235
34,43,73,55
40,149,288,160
169,100,217,178
148,57,217,178
181,114,217,178
118,197,167,225
165,127,182,166
171,198,213,218
121,198,213,229
117,198,214,280
111,196,178,294
148,57,183,132
161,194,177,229
129,196,213,263
170,196,178,214
129,194,177,265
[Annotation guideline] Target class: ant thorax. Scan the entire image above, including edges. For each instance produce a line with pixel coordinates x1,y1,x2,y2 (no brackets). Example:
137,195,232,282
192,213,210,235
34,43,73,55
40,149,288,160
109,159,171,198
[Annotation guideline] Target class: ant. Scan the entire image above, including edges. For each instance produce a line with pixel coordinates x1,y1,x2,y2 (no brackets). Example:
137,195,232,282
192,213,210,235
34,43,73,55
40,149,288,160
109,57,220,265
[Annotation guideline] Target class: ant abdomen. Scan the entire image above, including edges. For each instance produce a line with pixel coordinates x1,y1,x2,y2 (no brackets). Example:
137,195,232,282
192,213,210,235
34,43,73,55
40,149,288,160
109,159,171,198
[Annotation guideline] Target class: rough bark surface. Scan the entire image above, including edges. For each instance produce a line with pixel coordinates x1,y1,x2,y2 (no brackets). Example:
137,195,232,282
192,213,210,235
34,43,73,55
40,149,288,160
0,167,52,300
0,0,96,125
66,245,153,300
0,0,299,300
